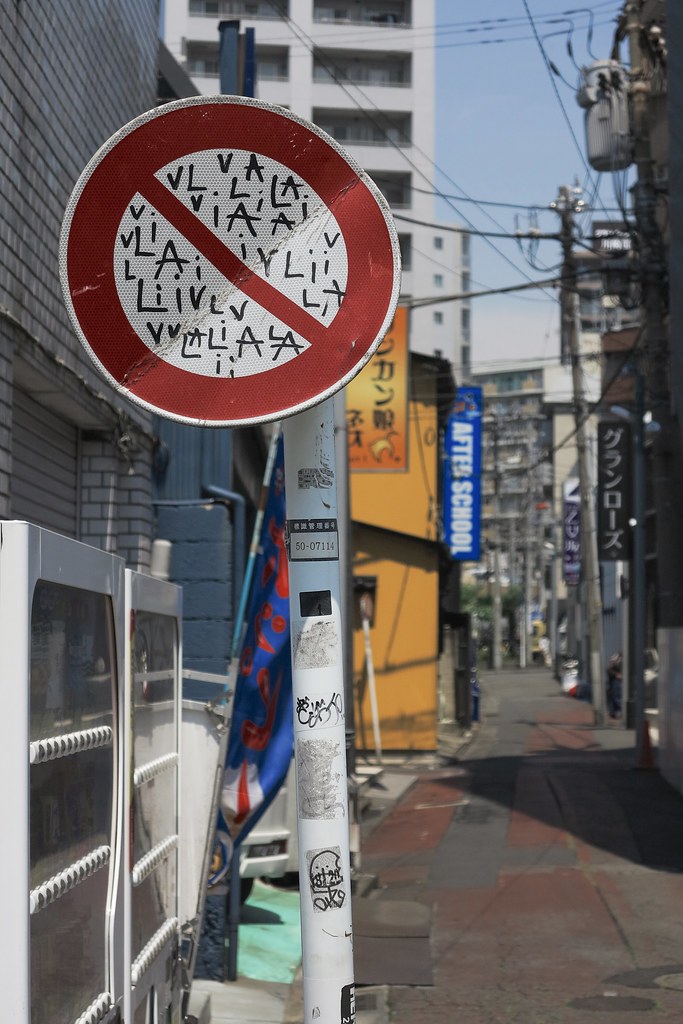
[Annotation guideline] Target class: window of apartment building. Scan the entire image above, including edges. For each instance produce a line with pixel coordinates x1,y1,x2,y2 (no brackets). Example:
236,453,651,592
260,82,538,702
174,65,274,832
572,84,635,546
370,170,410,208
579,285,605,333
186,42,219,76
313,51,410,87
461,307,471,337
433,311,443,325
314,3,409,26
462,233,471,261
434,273,443,287
398,233,412,271
256,46,289,80
314,5,351,20
434,236,443,250
313,108,410,146
462,271,470,292
189,0,287,15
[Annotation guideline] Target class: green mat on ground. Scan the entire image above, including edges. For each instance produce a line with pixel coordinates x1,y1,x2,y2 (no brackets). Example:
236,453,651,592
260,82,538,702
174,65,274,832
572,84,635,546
237,879,302,983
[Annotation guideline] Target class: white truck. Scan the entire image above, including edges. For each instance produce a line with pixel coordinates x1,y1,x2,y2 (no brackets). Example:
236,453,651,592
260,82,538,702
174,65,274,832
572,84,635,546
237,757,297,904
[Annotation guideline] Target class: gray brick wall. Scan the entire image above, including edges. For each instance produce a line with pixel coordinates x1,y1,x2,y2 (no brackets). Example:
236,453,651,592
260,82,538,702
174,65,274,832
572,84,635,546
0,332,14,520
0,0,159,564
79,432,154,569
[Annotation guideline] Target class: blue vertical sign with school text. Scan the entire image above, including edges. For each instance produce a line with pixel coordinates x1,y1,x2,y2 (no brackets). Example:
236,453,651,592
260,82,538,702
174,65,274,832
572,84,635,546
443,387,482,561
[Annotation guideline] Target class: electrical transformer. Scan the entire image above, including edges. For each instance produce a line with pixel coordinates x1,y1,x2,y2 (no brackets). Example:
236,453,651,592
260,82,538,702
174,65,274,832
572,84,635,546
577,60,633,172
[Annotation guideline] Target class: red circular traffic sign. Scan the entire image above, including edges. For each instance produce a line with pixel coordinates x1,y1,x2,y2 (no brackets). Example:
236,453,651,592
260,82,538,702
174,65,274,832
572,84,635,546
60,96,401,426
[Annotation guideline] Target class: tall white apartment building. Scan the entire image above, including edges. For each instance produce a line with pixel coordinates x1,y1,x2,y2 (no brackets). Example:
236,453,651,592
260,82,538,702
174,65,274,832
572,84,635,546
161,0,470,371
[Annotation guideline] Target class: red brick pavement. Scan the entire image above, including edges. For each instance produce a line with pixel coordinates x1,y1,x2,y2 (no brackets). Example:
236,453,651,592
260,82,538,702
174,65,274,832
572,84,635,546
360,685,683,1023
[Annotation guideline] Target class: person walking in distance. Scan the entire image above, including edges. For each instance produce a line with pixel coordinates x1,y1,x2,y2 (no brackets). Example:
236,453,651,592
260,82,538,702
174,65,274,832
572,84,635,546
606,651,623,719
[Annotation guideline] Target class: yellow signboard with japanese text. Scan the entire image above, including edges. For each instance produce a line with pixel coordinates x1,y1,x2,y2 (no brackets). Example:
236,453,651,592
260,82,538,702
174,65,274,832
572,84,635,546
346,305,408,471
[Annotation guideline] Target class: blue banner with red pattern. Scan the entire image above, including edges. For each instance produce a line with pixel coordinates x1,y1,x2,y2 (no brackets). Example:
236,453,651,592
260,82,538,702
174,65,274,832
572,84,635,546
216,436,292,869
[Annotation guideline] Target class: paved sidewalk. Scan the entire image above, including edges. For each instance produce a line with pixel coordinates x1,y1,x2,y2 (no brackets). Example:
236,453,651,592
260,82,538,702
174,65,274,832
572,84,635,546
189,765,424,1024
191,667,683,1024
359,667,683,1024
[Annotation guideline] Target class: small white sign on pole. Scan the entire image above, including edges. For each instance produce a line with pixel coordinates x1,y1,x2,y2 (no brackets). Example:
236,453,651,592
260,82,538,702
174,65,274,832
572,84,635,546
60,95,401,1023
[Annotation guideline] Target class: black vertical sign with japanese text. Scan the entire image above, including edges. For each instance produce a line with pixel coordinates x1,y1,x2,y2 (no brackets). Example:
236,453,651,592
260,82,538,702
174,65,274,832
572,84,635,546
563,478,581,586
597,421,632,561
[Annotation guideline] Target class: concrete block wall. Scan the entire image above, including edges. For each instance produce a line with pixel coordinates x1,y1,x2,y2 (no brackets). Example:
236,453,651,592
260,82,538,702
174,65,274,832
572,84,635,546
155,504,234,693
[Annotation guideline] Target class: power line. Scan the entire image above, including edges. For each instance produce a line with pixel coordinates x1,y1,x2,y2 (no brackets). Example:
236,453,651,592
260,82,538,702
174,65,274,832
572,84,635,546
283,19,618,54
521,0,613,224
362,351,607,395
393,212,560,240
409,243,550,304
407,276,563,309
388,180,627,213
268,4,620,48
263,0,562,299
431,21,617,52
508,328,645,472
406,262,608,308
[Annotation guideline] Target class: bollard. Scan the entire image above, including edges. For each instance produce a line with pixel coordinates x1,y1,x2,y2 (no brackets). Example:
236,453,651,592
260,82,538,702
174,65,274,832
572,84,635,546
471,675,480,723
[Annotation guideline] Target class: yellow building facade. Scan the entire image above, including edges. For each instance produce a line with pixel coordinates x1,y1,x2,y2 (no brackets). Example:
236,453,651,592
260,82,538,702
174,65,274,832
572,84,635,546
348,341,444,752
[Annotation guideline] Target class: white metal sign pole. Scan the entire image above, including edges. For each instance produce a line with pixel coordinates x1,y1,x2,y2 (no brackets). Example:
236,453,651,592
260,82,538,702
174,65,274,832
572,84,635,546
283,398,355,1024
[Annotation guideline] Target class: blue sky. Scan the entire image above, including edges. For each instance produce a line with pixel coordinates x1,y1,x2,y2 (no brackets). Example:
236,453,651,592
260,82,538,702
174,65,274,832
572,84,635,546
434,0,628,371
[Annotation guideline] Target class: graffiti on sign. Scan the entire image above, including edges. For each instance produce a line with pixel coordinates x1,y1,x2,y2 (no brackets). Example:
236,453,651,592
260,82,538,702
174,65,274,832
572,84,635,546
114,149,348,380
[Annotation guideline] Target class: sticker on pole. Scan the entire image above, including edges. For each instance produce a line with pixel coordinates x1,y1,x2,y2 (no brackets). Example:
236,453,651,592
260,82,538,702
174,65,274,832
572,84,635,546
60,96,401,427
287,518,339,562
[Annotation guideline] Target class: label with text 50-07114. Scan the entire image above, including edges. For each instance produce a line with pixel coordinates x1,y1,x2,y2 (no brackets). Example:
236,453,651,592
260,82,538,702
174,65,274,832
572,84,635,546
287,519,339,561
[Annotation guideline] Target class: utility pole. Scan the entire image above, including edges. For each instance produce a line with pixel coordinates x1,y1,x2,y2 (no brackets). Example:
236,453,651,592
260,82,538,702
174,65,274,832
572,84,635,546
549,518,559,677
509,519,517,588
623,1,683,667
552,185,606,723
520,427,535,669
492,420,503,670
631,365,647,762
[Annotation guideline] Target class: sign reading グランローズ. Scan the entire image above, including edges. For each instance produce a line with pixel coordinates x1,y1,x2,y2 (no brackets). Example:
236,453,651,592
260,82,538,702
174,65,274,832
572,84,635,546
60,96,401,426
597,421,632,560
